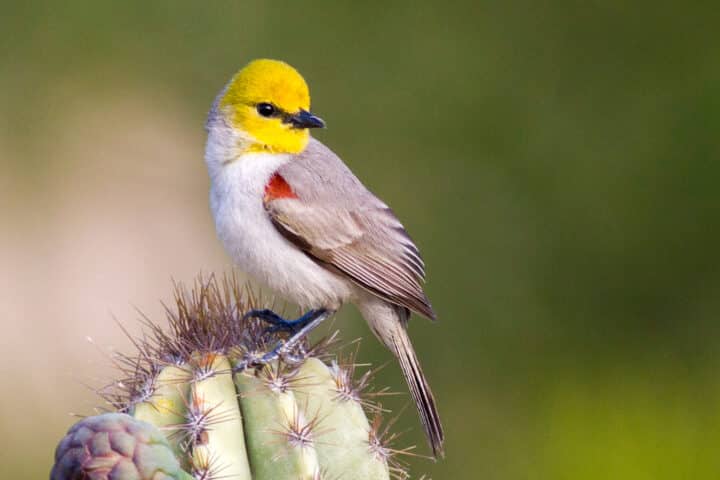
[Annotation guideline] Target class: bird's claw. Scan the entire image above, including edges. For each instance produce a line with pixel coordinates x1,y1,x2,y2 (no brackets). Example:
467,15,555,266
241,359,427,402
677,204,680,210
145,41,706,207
234,309,333,372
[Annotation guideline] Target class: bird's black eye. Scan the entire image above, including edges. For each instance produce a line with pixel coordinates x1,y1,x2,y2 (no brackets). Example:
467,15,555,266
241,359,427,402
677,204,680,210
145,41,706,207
256,103,276,117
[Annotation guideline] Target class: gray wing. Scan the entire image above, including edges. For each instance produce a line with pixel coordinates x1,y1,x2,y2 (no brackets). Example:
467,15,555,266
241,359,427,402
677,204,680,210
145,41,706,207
266,138,435,320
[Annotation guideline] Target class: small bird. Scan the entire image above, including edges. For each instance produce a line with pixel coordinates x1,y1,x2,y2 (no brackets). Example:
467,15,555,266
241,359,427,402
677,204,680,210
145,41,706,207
204,59,444,458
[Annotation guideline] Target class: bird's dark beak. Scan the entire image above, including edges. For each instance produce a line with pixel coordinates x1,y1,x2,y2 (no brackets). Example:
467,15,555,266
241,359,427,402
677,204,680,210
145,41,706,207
287,109,325,129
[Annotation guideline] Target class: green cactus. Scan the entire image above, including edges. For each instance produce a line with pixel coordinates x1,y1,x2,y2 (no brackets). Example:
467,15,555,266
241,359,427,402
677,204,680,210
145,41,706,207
52,276,415,480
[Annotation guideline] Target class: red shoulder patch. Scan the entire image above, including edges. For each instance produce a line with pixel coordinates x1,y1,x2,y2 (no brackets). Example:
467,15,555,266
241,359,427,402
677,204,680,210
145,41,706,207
264,172,298,201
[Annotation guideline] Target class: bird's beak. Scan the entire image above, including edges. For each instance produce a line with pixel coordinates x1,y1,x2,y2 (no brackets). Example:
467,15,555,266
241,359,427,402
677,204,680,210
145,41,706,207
287,109,325,129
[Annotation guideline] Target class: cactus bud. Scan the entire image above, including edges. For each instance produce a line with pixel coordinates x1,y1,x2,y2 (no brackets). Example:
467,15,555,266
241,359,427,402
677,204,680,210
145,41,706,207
51,412,193,480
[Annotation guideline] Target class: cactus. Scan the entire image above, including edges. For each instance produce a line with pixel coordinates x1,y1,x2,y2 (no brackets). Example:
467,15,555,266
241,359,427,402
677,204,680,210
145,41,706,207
51,276,417,479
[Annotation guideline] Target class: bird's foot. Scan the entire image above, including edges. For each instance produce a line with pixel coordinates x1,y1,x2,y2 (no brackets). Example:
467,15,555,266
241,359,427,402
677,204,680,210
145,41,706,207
236,308,333,372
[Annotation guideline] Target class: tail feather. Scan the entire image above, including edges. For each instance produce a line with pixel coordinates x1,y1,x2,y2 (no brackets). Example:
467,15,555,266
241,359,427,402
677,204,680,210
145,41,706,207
392,309,445,458
362,301,445,458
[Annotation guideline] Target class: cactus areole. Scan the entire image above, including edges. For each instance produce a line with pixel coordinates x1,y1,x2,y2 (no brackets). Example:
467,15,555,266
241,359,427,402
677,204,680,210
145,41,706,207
51,276,418,480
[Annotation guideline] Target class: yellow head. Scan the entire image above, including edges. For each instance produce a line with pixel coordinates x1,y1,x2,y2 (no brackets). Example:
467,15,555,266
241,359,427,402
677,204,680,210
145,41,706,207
220,59,325,154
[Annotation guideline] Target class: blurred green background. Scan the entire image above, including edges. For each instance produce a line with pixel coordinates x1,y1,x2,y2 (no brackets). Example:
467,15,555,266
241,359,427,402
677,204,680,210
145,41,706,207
2,1,719,478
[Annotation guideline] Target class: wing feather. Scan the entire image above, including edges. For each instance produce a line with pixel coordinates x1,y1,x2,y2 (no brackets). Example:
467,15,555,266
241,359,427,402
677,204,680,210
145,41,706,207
264,139,435,319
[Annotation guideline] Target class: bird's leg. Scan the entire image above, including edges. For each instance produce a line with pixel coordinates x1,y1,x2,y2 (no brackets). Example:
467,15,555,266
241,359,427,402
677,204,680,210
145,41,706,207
243,308,325,334
235,309,333,371
260,309,332,364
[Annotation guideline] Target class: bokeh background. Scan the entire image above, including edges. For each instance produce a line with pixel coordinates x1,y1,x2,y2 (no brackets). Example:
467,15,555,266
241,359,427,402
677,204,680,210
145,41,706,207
2,1,720,478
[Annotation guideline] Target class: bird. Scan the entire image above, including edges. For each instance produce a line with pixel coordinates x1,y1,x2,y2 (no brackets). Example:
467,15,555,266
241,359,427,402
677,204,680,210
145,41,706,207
204,59,444,458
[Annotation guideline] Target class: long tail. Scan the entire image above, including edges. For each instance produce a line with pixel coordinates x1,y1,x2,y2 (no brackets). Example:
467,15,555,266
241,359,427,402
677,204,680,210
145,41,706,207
364,303,445,458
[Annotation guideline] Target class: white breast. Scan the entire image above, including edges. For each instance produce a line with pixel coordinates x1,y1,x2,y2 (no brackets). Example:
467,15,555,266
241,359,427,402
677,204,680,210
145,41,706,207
207,150,352,310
